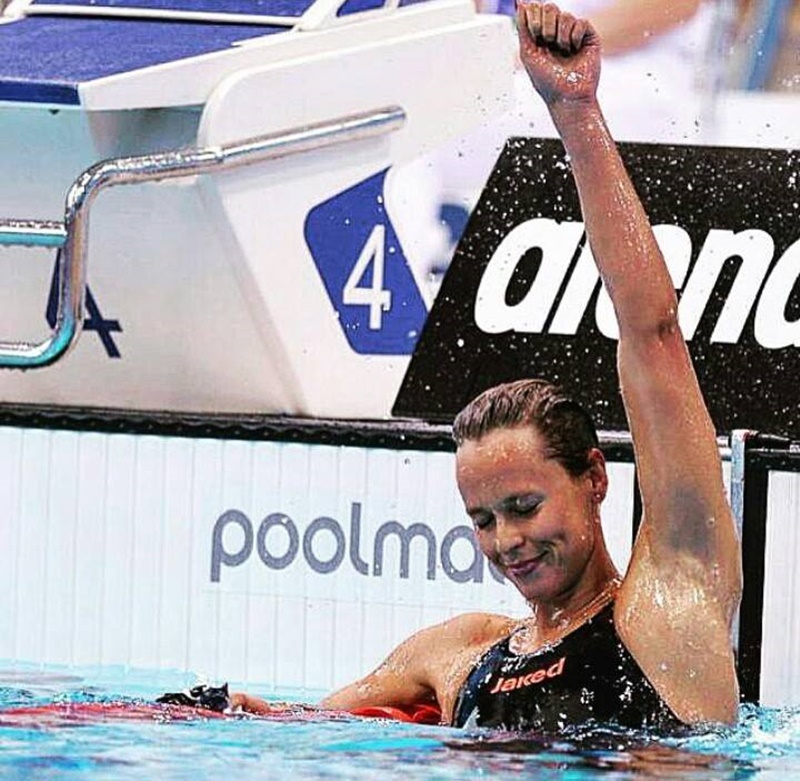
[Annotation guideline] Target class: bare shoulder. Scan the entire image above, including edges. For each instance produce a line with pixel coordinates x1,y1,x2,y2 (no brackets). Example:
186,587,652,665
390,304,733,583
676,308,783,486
423,612,518,723
405,611,517,670
428,611,518,646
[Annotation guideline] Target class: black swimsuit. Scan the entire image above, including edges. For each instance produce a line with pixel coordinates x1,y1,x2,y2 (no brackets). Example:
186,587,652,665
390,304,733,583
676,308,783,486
452,602,681,732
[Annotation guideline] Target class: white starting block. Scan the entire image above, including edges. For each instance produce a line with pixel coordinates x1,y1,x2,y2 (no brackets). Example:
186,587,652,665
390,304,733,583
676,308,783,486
0,0,515,417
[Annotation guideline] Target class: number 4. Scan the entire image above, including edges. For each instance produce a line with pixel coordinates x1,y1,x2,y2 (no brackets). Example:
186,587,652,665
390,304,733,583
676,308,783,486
343,224,392,330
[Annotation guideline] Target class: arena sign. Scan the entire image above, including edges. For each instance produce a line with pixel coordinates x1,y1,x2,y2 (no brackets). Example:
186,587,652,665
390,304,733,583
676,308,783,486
394,138,800,437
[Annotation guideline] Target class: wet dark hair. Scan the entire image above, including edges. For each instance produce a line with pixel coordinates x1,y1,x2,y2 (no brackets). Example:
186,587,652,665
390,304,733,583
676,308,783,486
452,379,599,477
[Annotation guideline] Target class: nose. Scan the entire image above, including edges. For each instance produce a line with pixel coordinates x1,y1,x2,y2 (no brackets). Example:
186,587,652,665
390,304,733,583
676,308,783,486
493,516,525,559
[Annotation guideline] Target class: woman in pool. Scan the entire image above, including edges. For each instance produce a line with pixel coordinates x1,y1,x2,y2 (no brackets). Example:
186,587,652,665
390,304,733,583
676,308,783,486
233,1,742,731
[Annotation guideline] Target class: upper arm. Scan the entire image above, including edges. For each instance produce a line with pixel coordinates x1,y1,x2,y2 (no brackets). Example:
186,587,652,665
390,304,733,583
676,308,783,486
615,324,741,724
618,318,741,609
320,626,440,712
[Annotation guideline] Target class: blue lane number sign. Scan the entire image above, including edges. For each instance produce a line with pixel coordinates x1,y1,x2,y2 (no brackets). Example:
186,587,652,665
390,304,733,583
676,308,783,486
305,169,428,355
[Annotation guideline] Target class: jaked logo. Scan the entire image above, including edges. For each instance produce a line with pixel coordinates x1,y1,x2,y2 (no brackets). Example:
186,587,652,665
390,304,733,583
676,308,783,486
305,169,428,355
489,657,566,694
394,138,800,437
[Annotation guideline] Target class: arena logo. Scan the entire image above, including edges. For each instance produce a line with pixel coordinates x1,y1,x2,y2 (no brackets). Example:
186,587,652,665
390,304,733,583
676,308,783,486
393,138,800,436
475,219,800,348
210,501,504,585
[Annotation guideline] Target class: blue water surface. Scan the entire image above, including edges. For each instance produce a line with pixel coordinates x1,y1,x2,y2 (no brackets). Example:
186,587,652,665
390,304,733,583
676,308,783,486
1,663,799,779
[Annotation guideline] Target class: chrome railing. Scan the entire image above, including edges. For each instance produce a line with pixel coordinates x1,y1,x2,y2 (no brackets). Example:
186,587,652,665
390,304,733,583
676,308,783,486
0,105,406,368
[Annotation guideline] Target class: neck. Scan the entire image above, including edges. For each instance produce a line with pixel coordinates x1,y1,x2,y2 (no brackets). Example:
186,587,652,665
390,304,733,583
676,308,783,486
511,567,621,655
530,555,621,636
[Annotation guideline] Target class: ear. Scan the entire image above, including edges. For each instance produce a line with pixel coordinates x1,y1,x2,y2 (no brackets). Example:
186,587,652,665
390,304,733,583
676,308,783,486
585,447,608,503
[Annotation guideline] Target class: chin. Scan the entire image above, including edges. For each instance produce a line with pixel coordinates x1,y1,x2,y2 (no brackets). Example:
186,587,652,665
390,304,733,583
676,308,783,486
513,575,555,604
516,570,571,605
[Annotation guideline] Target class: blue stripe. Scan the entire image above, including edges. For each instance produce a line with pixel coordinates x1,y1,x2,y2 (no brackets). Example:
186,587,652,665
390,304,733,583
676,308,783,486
0,79,80,105
337,0,384,14
0,16,281,105
743,0,794,90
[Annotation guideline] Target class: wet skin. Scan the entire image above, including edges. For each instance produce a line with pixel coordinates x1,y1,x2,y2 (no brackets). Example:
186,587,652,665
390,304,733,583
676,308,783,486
456,425,618,630
233,3,741,725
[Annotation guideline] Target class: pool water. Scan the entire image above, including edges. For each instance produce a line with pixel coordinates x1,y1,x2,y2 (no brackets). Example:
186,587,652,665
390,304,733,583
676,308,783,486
2,664,800,779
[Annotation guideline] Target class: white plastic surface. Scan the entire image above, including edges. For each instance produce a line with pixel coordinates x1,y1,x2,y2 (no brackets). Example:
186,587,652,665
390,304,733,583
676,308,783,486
76,0,483,110
196,13,514,417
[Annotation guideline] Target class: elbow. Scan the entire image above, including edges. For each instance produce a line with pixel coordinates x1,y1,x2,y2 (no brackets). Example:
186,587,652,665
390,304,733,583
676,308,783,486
620,305,683,346
651,309,682,346
656,308,681,339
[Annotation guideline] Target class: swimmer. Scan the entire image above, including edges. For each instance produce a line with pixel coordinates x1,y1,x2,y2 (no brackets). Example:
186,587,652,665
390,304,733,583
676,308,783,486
232,1,741,731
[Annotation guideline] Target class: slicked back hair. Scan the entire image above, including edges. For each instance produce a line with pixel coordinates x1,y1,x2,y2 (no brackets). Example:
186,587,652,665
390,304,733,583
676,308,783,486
452,379,600,477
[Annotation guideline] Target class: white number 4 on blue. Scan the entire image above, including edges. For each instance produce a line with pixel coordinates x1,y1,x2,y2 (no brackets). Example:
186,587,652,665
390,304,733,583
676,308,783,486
305,169,427,356
343,223,392,330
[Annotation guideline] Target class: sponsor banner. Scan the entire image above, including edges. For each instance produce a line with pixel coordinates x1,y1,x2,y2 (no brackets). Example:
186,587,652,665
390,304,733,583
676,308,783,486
210,502,505,592
394,138,800,437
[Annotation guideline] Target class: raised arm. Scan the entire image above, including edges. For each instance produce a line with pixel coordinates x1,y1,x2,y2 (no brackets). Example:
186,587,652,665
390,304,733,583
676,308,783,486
517,2,740,722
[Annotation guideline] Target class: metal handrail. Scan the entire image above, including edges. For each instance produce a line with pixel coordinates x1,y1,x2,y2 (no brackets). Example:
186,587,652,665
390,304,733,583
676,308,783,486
0,220,67,248
0,104,406,368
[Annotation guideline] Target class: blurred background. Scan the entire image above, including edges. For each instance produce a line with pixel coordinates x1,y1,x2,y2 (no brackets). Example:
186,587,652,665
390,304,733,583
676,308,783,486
413,0,800,290
730,0,799,90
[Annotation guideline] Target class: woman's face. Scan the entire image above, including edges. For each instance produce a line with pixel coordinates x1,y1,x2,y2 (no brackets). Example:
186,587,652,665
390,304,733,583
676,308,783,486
456,425,606,606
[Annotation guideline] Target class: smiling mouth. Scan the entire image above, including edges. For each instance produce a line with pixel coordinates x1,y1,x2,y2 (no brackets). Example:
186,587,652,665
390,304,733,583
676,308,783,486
505,551,549,579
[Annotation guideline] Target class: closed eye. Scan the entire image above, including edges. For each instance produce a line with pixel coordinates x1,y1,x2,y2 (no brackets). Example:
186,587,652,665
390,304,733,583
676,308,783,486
470,511,494,531
505,495,543,517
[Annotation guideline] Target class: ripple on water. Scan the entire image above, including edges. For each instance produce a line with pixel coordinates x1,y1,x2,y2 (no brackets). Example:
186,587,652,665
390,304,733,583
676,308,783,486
1,666,800,779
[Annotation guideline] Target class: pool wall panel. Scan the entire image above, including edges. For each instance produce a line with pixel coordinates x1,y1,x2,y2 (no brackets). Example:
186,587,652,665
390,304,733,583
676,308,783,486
760,471,800,707
0,425,638,697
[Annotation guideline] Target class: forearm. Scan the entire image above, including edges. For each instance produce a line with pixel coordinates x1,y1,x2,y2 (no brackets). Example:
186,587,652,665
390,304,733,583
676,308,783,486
548,100,677,335
319,682,368,711
589,0,702,54
229,692,275,714
320,674,429,712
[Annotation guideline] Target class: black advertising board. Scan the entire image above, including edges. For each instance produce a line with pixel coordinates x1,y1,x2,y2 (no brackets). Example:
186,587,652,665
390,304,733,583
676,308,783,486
393,138,800,436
